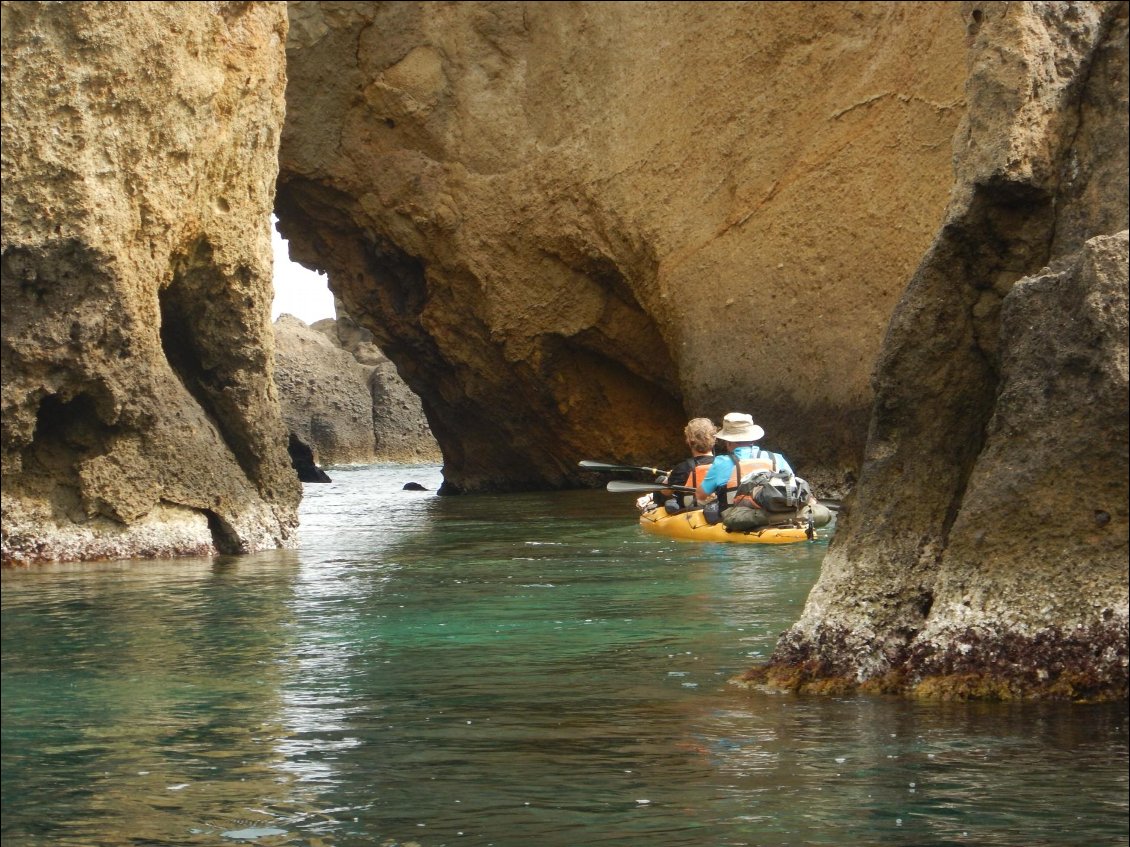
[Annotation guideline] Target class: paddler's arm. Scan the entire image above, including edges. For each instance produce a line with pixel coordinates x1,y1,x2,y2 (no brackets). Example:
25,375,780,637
696,456,729,503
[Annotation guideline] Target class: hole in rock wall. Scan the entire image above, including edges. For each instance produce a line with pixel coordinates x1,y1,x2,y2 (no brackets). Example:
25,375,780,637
270,216,335,324
158,244,261,485
159,279,215,420
203,509,243,555
28,392,113,476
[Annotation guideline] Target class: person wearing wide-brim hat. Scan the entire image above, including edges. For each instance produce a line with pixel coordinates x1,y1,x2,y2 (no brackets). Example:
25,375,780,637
696,412,794,524
715,412,766,444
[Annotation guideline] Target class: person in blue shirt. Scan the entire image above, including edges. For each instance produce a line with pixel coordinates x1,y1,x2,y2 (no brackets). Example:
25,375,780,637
696,412,793,524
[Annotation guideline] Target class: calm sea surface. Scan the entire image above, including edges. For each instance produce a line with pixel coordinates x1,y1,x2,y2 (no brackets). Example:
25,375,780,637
2,463,1127,847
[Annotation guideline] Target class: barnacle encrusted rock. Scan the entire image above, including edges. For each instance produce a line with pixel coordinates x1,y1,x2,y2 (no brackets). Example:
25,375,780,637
1,1,299,563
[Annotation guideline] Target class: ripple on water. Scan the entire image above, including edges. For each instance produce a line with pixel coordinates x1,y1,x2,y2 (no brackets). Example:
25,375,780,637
2,465,1127,847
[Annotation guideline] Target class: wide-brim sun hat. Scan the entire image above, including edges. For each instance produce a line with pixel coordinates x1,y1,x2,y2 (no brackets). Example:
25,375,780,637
716,412,765,443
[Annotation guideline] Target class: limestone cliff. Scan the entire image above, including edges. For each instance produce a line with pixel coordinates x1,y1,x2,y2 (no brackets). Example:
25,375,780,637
276,1,969,493
311,313,440,462
273,313,440,467
274,314,378,467
751,1,1129,701
1,1,298,563
1,0,1124,705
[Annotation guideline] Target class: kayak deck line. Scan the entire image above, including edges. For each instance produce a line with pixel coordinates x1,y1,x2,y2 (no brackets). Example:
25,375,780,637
638,507,813,544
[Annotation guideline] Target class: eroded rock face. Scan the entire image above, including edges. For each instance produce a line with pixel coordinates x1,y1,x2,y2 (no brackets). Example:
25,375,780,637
1,2,299,563
754,1,1129,701
276,1,969,493
274,313,440,467
311,314,441,463
274,314,378,466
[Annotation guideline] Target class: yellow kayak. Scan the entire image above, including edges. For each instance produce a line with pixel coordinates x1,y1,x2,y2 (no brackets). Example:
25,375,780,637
638,507,814,543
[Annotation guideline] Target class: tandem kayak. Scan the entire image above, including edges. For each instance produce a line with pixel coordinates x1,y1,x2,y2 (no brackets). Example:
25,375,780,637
638,507,816,544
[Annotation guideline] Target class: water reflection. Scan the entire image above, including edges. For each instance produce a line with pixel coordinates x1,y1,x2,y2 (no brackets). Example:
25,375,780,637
2,464,1127,847
1,555,310,845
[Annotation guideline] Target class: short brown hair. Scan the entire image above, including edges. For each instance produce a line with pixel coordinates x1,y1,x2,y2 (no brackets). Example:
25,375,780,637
684,417,718,453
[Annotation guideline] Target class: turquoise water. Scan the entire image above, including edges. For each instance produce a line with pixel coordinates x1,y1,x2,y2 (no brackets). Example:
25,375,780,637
2,463,1126,847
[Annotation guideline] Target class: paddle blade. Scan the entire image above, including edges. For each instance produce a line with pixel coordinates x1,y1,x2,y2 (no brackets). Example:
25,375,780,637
605,480,696,494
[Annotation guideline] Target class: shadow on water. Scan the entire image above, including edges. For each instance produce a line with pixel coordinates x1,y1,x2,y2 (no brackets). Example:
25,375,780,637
2,464,1127,847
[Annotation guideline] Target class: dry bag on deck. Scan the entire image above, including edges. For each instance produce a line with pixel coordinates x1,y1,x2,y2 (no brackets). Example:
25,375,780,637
722,471,815,532
802,501,834,528
741,471,810,512
721,504,774,531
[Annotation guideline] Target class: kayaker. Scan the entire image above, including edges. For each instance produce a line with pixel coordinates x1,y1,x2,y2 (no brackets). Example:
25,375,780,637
636,417,718,514
696,412,794,524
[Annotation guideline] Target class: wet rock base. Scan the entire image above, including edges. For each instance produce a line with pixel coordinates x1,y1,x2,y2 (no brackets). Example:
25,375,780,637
738,619,1129,703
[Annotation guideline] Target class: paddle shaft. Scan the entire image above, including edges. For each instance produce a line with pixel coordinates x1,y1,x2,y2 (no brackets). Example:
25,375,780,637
579,460,671,476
